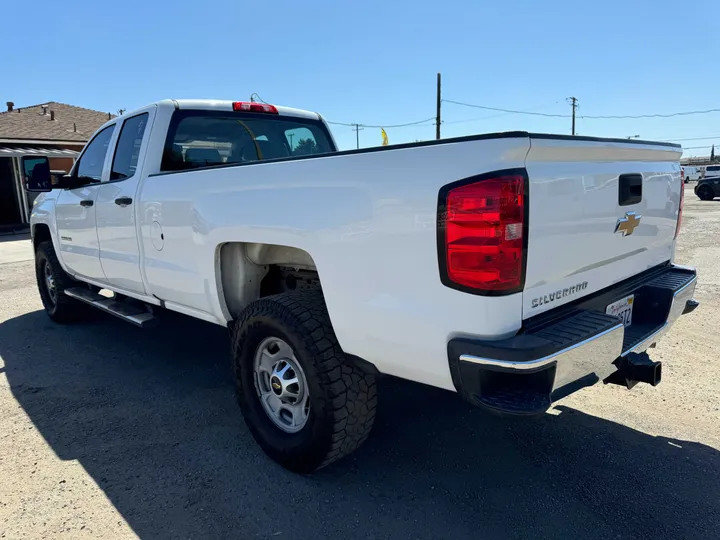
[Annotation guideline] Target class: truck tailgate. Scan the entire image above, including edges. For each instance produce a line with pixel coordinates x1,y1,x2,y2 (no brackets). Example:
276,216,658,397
523,135,683,318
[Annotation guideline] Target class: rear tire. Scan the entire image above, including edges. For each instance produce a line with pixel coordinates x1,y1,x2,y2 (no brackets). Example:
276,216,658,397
35,241,88,323
697,185,714,201
231,290,377,473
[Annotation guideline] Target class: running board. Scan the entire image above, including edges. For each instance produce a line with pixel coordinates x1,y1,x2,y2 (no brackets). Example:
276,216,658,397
64,287,157,328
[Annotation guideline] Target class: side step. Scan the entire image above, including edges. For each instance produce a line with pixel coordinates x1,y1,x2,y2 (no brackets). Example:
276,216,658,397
64,287,157,328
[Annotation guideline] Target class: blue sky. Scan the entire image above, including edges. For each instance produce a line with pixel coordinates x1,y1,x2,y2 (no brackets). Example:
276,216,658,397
3,0,719,156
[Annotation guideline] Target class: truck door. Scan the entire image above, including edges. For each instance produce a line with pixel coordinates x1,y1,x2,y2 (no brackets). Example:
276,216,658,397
55,124,116,281
95,110,154,294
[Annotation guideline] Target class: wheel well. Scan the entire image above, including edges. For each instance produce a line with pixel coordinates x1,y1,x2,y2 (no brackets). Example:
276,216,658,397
219,242,320,318
260,265,320,297
33,224,51,247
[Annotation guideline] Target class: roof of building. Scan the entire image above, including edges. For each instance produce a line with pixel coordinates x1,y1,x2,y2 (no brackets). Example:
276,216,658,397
0,102,113,143
0,146,80,158
681,157,715,166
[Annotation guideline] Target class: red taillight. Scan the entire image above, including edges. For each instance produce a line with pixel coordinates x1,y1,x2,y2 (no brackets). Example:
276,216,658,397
232,101,278,114
441,174,526,293
675,179,684,239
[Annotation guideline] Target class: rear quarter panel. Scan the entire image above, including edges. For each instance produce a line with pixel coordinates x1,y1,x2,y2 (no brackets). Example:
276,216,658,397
138,136,530,390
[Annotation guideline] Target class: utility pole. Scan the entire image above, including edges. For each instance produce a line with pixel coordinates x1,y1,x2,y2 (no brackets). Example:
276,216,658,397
352,124,364,149
568,97,578,136
436,72,442,140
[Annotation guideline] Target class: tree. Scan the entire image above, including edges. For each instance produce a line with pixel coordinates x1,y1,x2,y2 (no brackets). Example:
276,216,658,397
293,138,318,156
712,145,716,162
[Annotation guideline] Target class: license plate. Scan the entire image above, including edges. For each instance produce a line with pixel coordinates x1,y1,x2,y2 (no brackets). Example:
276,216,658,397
606,295,634,327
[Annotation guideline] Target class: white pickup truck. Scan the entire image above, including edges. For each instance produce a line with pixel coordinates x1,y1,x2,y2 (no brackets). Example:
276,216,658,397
26,99,698,472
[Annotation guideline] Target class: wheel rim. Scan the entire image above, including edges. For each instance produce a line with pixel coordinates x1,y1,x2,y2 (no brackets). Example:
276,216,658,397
253,337,310,433
43,260,57,305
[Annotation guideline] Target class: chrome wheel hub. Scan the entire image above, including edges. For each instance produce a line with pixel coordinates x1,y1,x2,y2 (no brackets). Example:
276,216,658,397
253,337,310,433
44,262,57,304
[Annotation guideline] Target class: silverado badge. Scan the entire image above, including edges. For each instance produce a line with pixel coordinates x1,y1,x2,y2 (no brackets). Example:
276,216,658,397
615,211,641,236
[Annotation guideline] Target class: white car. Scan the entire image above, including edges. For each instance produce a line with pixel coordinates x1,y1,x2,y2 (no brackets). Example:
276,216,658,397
26,99,698,472
704,165,720,179
683,166,702,182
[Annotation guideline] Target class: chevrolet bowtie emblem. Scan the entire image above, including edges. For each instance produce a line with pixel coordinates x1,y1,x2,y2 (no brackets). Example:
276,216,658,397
615,211,642,236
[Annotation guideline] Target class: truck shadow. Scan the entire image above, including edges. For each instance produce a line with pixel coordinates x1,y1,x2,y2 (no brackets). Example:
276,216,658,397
1,310,718,540
0,231,30,243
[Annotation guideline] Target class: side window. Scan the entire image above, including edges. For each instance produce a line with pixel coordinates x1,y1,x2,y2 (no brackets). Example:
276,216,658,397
285,127,318,156
110,113,149,181
76,125,114,181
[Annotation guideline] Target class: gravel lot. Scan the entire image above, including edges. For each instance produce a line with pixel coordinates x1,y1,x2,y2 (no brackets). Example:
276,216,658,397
1,184,718,540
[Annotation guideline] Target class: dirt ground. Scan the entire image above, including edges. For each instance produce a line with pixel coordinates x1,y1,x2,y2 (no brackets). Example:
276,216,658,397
0,184,718,540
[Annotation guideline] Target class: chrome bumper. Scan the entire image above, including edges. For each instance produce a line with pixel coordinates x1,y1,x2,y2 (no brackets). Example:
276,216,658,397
448,265,698,414
622,273,697,357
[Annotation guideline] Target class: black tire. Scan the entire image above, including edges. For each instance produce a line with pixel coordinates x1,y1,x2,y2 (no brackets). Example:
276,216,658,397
697,185,714,201
231,290,377,473
35,241,88,323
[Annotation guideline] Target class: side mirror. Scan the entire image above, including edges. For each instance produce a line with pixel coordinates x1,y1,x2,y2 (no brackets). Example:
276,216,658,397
22,156,52,192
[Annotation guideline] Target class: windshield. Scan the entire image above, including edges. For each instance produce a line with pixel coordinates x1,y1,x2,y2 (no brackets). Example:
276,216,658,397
161,110,335,172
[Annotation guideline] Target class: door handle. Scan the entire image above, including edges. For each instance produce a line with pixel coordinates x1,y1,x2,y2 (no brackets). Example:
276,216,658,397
80,200,94,207
115,197,133,207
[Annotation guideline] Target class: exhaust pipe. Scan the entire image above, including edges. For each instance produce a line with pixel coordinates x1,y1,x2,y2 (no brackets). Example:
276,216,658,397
605,352,662,389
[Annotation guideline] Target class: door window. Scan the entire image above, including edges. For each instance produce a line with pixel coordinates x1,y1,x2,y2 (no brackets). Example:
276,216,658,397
110,113,149,181
76,125,115,181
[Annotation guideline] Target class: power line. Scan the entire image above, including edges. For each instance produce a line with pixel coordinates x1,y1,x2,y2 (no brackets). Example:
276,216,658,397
442,113,513,124
325,120,361,126
327,113,720,146
326,117,436,128
444,98,720,120
327,98,561,130
443,99,571,118
583,109,720,119
664,134,720,142
440,101,563,125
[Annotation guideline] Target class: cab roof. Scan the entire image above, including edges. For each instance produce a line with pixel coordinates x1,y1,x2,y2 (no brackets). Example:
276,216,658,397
170,99,321,121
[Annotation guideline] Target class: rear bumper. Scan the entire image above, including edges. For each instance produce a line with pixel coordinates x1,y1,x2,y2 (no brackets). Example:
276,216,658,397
448,264,697,414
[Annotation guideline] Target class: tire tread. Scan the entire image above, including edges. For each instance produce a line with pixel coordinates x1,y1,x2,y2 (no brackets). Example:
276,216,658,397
35,241,88,323
231,289,377,471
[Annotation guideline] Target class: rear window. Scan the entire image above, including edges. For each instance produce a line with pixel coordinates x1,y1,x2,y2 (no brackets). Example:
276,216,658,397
161,110,335,172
